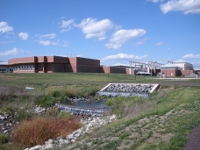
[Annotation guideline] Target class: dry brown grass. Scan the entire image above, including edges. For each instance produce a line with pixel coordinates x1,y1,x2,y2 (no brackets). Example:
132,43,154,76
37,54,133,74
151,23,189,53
11,117,82,147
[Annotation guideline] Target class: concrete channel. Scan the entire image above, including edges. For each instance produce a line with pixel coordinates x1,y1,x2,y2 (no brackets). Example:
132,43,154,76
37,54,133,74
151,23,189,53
97,83,160,97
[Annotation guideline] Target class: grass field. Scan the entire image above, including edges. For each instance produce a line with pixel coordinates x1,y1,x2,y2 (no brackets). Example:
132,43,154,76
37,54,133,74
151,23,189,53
0,73,200,149
1,72,200,85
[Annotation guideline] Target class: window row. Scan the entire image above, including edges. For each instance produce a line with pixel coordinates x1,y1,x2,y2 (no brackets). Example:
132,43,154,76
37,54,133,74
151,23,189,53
0,67,13,72
13,65,34,71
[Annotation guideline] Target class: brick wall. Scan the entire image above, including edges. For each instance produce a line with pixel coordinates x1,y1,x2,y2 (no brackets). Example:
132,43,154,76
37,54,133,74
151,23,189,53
181,70,194,76
100,66,110,73
161,69,178,77
110,67,126,74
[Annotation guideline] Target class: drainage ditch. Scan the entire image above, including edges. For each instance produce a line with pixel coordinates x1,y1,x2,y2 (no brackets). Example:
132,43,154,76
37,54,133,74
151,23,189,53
55,83,159,117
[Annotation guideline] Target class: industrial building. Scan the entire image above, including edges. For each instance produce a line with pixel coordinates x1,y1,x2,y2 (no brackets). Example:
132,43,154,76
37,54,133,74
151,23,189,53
160,62,195,77
0,56,199,77
1,56,125,74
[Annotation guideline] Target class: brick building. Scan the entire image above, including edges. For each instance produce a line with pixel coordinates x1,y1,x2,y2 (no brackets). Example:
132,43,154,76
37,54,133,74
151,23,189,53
5,56,125,74
1,56,197,77
160,62,195,77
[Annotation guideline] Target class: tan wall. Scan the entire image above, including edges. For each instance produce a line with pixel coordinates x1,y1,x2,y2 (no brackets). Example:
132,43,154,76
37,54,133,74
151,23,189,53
126,69,135,75
8,57,36,64
100,66,110,73
37,56,47,63
68,58,77,72
47,56,54,63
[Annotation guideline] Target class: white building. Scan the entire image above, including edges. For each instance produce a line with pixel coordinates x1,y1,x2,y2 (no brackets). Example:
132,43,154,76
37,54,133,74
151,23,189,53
173,62,193,70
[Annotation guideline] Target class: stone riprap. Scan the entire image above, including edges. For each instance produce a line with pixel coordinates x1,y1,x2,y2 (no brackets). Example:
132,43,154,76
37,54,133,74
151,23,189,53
0,112,17,135
55,104,110,117
98,83,159,97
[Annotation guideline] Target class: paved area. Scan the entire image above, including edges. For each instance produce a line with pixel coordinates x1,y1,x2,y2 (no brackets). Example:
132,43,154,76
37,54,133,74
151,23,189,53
184,123,200,150
149,78,199,80
158,81,200,87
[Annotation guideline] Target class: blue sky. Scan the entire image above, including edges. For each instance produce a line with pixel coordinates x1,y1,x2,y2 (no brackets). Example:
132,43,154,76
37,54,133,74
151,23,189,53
0,0,200,67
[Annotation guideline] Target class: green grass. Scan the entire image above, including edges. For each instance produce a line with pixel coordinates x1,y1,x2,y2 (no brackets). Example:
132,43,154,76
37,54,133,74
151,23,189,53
65,86,200,150
3,72,199,86
0,73,200,149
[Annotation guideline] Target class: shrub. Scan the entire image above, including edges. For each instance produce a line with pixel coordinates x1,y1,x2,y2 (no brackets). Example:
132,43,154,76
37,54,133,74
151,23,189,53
0,134,8,144
35,90,69,107
35,95,56,107
16,108,34,122
57,111,72,119
12,117,82,147
46,107,59,117
106,96,146,117
51,90,63,98
0,106,15,117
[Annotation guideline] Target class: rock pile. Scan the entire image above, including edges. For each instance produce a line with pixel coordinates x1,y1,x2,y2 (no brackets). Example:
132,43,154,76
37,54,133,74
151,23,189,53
25,115,116,150
98,83,154,97
0,112,17,135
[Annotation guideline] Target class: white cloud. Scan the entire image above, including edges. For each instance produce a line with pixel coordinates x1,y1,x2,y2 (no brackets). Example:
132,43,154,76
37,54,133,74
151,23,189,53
18,32,29,40
160,0,200,14
112,62,130,66
182,53,200,59
135,41,145,45
102,53,148,61
105,29,146,49
135,38,149,46
38,40,68,47
60,19,74,32
37,33,56,39
174,59,186,62
155,42,164,46
148,0,164,3
77,18,114,41
0,48,18,56
0,22,13,33
39,40,51,46
76,54,82,57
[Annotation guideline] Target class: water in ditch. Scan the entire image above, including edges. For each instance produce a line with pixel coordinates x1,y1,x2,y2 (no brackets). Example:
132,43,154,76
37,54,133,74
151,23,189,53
64,99,110,109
